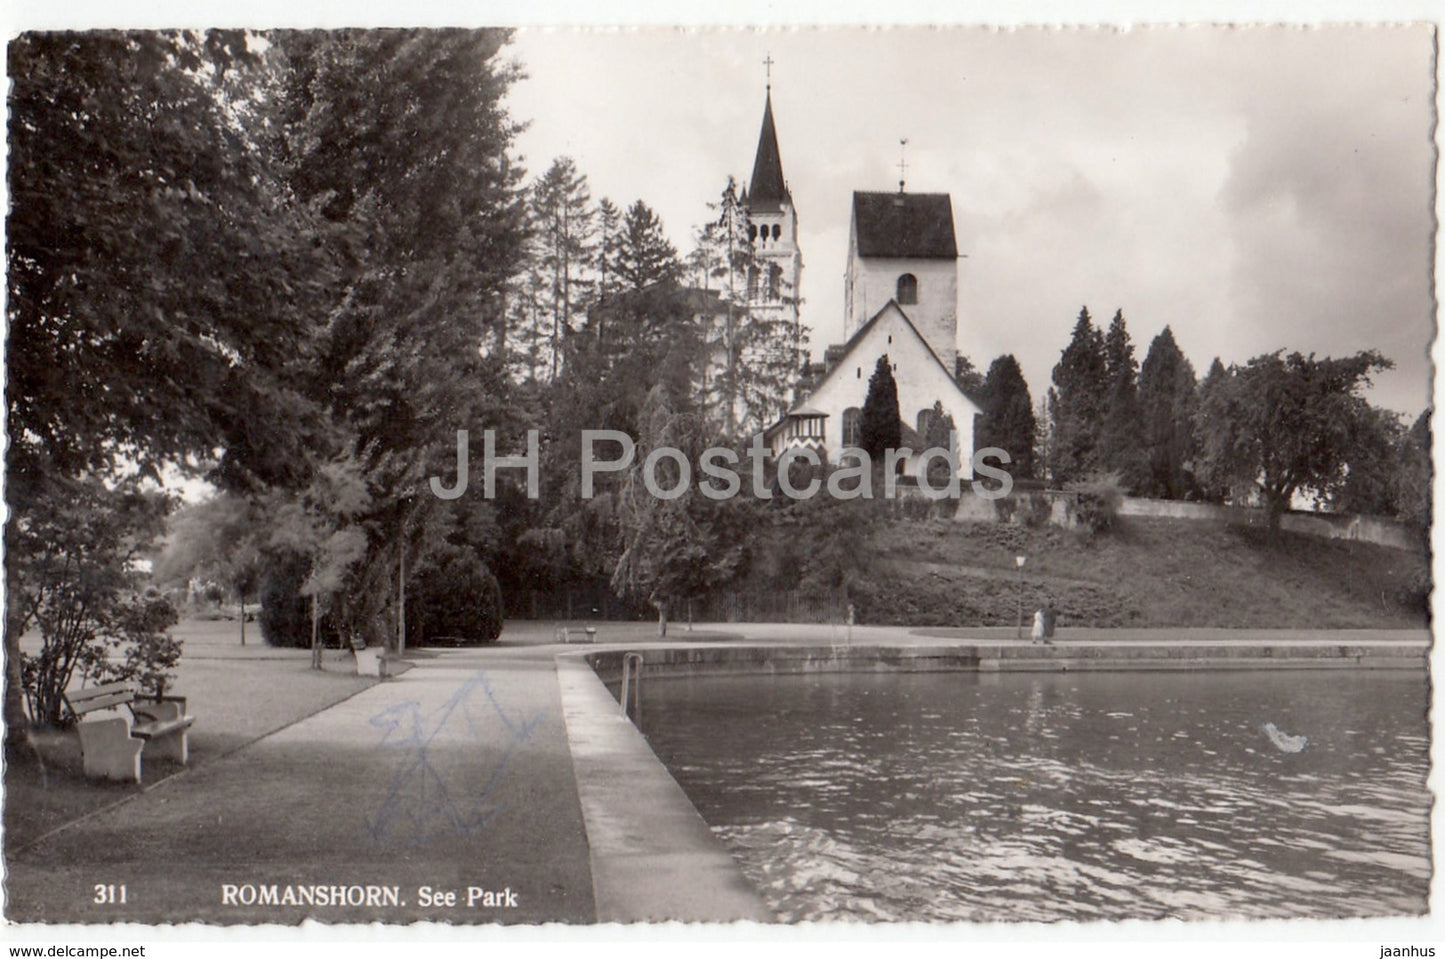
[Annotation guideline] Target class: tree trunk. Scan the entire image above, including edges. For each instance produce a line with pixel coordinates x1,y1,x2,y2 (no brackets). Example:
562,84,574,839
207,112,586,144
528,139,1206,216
5,627,29,748
238,585,246,646
655,599,667,638
1265,487,1289,534
310,594,322,670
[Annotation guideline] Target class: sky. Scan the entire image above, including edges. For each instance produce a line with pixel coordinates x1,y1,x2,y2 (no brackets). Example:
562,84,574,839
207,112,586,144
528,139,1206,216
504,25,1436,417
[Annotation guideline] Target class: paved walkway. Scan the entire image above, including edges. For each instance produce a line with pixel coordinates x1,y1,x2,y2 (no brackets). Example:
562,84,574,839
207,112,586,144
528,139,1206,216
5,621,1430,925
7,646,594,924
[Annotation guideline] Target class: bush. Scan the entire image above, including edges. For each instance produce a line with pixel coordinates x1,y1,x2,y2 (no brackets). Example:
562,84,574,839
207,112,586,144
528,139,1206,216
408,552,505,645
1023,492,1055,528
1066,472,1126,536
117,587,183,699
992,495,1017,524
259,553,314,648
9,477,175,728
1396,566,1431,618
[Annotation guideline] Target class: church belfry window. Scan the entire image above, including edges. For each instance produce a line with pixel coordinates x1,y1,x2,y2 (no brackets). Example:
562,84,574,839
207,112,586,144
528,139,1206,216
897,273,918,305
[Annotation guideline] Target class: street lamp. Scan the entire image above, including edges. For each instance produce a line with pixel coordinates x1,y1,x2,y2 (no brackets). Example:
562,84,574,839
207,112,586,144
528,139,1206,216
1015,555,1027,641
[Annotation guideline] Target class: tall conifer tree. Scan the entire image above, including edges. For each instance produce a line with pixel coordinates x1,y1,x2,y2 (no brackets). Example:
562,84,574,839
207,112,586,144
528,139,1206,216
1099,310,1145,490
977,354,1036,479
860,355,902,461
1137,326,1198,499
1048,306,1108,483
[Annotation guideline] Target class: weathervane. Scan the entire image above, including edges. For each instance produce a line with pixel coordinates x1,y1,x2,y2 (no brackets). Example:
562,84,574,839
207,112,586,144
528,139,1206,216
898,137,909,193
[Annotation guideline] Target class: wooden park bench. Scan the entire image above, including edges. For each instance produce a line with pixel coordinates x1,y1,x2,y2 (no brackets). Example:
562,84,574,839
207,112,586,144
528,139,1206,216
554,625,598,644
62,681,195,783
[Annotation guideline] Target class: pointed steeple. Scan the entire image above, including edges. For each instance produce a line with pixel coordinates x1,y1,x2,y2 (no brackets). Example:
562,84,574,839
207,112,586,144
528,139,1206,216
748,89,789,213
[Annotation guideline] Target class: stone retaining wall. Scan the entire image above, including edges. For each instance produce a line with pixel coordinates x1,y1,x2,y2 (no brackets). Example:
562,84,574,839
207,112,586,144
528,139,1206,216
586,640,1426,681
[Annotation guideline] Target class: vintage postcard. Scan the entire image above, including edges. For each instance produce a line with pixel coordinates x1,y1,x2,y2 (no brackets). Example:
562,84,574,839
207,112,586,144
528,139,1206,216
2,6,1439,957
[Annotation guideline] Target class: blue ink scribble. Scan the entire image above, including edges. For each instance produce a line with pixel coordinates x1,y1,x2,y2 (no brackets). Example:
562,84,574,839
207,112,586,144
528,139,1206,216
366,669,546,847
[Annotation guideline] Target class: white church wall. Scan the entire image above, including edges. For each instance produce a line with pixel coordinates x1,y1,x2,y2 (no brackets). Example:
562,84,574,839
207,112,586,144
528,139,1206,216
844,257,957,372
808,304,979,477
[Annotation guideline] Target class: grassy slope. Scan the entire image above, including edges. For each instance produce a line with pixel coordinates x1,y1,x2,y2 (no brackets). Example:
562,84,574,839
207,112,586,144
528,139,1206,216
852,516,1430,629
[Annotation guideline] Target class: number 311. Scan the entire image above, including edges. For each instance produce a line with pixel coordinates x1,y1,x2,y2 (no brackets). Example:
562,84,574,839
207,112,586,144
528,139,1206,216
93,884,127,904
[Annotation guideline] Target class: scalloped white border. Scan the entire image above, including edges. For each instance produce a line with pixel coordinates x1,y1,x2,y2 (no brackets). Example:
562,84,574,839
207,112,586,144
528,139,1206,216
1,5,1440,958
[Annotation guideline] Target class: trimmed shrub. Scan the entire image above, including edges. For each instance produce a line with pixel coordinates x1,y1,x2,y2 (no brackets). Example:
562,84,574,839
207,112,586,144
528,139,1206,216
408,552,505,645
259,553,313,648
1066,472,1126,536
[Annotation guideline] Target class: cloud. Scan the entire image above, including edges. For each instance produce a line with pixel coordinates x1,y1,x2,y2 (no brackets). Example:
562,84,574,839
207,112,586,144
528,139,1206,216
506,26,1435,415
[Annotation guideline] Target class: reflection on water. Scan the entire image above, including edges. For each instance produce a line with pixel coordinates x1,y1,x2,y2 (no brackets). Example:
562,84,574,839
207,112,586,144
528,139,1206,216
639,669,1431,922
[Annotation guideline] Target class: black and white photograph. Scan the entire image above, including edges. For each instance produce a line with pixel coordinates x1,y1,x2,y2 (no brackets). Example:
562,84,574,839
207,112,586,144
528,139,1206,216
1,5,1439,954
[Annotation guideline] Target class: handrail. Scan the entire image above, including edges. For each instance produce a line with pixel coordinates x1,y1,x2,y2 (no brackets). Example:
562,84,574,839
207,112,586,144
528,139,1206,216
619,651,644,725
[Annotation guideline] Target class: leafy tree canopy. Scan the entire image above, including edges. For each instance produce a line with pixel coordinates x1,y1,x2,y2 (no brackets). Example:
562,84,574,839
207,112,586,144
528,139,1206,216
1194,350,1393,527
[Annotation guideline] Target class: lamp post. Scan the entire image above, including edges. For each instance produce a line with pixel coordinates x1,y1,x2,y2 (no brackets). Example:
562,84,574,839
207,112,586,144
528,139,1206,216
1015,555,1027,640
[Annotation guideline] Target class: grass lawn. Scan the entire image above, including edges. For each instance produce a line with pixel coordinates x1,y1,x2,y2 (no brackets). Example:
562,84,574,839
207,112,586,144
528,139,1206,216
4,619,375,851
857,516,1430,629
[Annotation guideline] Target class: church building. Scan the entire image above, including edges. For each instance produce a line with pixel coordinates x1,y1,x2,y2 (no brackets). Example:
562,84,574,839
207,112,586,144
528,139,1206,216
690,82,806,438
764,183,981,479
739,86,802,341
704,71,981,479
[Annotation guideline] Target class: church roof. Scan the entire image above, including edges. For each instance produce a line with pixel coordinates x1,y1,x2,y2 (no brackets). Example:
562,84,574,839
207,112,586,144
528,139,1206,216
747,91,790,214
763,300,982,439
851,192,957,259
679,285,728,316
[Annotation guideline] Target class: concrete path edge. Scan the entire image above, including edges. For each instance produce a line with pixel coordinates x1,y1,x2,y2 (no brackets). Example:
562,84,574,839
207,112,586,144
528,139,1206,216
554,655,772,924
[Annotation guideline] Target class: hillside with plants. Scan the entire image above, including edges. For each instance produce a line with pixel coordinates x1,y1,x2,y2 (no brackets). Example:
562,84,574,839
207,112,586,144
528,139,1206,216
843,516,1430,630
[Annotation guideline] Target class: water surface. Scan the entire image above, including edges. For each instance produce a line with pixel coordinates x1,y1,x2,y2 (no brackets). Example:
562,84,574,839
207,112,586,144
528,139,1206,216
639,669,1431,922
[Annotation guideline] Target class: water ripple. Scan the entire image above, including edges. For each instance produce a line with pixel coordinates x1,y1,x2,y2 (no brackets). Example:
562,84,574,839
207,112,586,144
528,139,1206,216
642,669,1431,922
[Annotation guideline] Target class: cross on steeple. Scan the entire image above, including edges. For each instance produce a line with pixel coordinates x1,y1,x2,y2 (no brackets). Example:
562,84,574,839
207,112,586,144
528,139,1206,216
898,137,909,193
763,53,775,89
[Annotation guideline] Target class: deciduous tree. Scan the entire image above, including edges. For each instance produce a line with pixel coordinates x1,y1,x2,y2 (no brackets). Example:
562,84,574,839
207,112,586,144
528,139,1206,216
610,381,741,636
271,29,528,649
1194,350,1393,529
5,30,330,739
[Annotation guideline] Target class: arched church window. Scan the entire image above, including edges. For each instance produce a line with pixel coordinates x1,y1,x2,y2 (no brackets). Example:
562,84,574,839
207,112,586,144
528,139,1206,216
897,273,919,305
772,223,782,241
917,408,937,437
842,407,862,446
747,265,759,300
767,263,782,301
748,224,758,242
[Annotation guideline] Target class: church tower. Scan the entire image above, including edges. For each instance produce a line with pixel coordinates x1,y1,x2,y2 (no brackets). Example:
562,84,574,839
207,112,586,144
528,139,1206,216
843,189,958,373
741,81,802,341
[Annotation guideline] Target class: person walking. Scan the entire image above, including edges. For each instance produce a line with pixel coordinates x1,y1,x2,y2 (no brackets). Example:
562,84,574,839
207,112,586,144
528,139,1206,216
1041,599,1058,644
